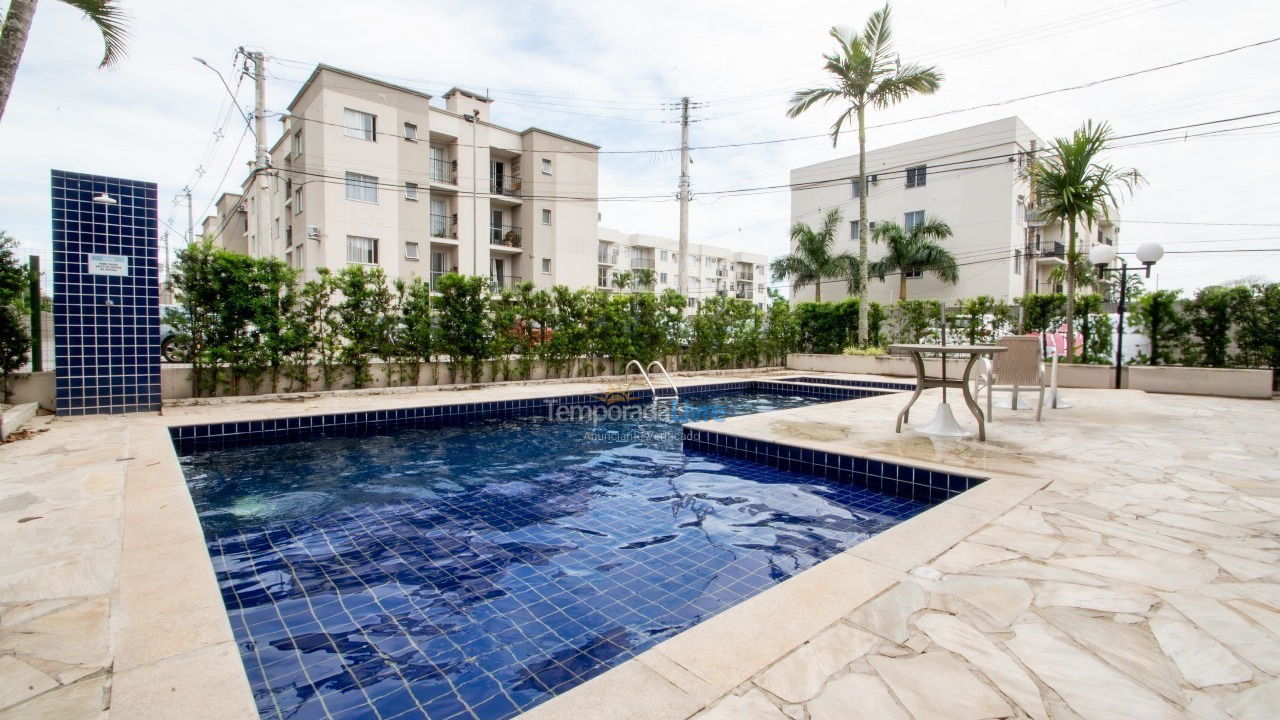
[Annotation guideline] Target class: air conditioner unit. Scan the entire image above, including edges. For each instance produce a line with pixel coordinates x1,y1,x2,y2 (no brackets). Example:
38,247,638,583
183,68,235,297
306,226,320,240
868,174,879,184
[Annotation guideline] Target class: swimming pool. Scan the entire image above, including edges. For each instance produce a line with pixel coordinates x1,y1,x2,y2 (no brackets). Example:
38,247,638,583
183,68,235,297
178,384,944,720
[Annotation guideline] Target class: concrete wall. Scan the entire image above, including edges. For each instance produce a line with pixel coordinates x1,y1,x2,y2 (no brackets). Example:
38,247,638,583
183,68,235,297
1128,365,1272,399
785,354,1273,399
8,356,702,408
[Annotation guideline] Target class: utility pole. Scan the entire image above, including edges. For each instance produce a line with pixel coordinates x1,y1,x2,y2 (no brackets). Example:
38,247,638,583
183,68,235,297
243,48,269,257
677,96,690,296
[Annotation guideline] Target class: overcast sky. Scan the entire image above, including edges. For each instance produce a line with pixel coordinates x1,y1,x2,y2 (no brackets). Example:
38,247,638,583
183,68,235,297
2,0,1278,293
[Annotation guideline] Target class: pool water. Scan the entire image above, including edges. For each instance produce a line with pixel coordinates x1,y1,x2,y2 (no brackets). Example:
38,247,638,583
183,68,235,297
182,391,928,720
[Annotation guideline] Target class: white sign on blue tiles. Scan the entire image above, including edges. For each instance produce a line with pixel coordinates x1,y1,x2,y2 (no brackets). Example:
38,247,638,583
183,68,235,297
87,253,129,277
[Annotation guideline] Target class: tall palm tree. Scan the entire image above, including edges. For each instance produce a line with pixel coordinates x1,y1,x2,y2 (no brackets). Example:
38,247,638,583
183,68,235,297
1026,120,1143,359
867,217,958,301
787,4,941,345
0,0,129,123
769,208,860,303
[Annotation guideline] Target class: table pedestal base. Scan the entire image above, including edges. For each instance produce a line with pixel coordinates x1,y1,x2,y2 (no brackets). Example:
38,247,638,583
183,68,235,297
915,402,972,437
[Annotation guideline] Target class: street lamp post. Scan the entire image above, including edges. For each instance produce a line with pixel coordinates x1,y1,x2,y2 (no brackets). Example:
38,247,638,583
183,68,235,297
1088,242,1164,390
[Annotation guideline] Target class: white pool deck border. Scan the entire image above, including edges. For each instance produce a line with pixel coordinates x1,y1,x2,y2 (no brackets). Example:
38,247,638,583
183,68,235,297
3,369,1278,719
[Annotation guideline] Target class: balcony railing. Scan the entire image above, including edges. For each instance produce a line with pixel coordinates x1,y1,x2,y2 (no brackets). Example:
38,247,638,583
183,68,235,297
490,175,522,197
736,271,754,281
631,257,655,269
1040,240,1066,258
1025,208,1047,227
490,274,522,291
491,225,522,247
598,248,619,265
715,266,727,278
735,289,752,299
430,158,457,184
430,214,457,239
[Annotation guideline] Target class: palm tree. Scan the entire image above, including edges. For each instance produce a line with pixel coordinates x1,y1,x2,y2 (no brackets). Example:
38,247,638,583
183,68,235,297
867,217,959,301
0,0,130,123
610,270,633,292
632,268,656,292
1026,120,1142,360
1048,251,1099,295
769,208,860,303
787,4,941,345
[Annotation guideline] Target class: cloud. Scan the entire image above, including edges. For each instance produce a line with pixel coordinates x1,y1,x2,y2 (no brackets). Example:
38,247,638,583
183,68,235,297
1,0,1277,291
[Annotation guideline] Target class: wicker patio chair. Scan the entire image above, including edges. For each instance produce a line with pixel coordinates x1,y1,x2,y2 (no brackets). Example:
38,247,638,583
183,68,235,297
974,335,1045,422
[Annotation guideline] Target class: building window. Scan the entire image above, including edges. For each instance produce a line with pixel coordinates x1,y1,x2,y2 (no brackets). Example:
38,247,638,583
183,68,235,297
541,158,552,175
851,221,860,240
906,164,927,188
541,208,551,225
405,241,420,260
851,177,861,198
905,210,924,231
541,258,551,274
904,269,923,279
290,131,303,157
660,272,668,284
404,182,419,201
660,249,669,261
285,225,293,247
272,217,279,239
346,235,378,264
343,108,376,141
293,187,304,214
345,172,378,203
1014,248,1022,275
403,122,418,141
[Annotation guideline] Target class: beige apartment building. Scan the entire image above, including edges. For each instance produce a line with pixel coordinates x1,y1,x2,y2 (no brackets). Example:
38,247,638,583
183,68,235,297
204,65,600,291
597,227,770,310
789,116,1118,305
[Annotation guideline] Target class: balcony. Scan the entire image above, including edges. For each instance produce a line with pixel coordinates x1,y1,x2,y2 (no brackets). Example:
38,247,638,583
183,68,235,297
598,248,619,265
735,289,752,299
430,158,457,185
490,274,522,291
430,214,458,240
631,257,655,270
490,225,522,249
1025,208,1048,227
715,266,728,278
736,271,754,281
490,175,522,197
1035,240,1067,265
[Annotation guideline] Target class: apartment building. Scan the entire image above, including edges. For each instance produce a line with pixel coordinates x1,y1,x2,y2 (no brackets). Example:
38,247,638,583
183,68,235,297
203,65,600,291
200,192,246,254
597,227,770,310
788,116,1118,305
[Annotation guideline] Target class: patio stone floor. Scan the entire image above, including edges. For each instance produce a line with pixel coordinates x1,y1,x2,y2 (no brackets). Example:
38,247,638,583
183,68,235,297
2,371,1278,720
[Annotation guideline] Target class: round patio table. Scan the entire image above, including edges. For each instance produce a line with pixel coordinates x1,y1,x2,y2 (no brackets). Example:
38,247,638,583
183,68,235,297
887,343,1007,441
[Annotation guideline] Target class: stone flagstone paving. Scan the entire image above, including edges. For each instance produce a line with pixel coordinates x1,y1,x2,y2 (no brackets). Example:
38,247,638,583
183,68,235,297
676,386,1280,720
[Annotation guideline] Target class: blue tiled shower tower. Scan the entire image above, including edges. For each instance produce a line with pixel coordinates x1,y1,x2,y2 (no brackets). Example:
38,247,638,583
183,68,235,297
51,170,161,415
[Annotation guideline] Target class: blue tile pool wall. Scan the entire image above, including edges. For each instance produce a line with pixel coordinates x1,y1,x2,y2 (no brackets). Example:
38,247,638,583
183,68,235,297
780,376,916,391
169,380,877,453
682,428,985,504
51,169,161,416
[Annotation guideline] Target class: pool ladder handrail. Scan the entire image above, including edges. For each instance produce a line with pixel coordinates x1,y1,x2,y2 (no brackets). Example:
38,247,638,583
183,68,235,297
624,359,679,403
646,360,679,402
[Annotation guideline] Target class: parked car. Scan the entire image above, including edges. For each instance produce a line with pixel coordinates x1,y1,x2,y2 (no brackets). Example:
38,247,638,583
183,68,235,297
159,304,185,362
